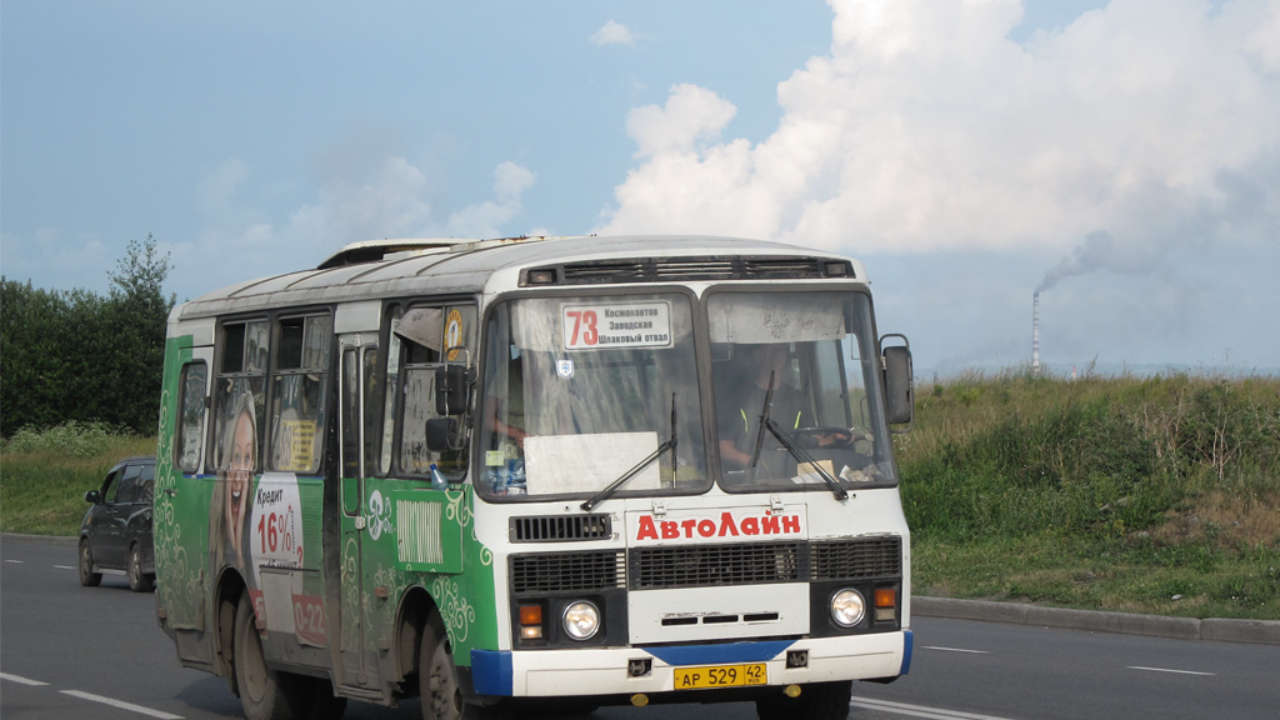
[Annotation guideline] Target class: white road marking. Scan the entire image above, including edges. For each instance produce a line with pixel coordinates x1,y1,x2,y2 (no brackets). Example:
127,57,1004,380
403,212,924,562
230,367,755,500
5,559,24,564
53,564,75,570
60,690,184,719
1,672,50,686
853,696,1016,720
924,645,990,654
1127,665,1216,677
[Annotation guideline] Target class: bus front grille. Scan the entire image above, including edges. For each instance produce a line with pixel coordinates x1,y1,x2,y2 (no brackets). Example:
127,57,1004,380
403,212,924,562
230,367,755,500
628,542,802,590
810,536,902,580
510,550,626,594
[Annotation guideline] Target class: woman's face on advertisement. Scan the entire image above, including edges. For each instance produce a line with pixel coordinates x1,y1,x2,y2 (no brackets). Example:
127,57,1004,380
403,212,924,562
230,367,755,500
228,411,253,505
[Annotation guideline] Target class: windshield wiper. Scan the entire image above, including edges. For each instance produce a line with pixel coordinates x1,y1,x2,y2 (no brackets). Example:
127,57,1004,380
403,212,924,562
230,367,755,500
581,394,677,511
748,370,848,501
763,416,848,501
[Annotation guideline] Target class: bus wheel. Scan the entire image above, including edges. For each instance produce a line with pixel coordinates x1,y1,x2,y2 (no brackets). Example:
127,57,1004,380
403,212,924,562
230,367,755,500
233,593,291,720
755,681,852,720
128,543,154,592
419,615,502,720
78,539,101,587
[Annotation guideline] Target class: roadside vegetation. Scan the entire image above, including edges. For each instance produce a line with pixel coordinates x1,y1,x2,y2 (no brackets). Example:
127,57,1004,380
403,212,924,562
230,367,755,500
898,371,1280,620
1,422,154,536
3,373,1276,619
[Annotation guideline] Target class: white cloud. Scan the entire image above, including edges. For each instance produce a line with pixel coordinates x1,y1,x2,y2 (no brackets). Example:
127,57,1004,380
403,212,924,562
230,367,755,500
181,157,537,294
590,19,635,47
447,162,537,237
625,84,738,158
597,0,1280,269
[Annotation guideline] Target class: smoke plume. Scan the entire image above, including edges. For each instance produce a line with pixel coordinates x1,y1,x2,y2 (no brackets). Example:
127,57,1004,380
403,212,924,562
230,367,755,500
1035,230,1157,294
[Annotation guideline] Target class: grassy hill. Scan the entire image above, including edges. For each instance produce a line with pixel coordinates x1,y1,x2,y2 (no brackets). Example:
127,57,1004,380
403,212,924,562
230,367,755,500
3,374,1277,618
898,372,1280,619
0,422,155,536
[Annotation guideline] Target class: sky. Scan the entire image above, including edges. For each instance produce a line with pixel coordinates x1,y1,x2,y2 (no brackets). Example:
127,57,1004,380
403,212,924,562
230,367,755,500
3,0,1278,377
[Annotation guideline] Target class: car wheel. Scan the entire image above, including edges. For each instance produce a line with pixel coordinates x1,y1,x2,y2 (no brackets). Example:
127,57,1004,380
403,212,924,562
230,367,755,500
78,539,101,587
128,543,154,593
419,615,505,720
233,593,292,720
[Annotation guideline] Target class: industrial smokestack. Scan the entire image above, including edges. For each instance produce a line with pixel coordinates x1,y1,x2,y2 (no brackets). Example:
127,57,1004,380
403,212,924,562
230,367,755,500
1032,291,1041,376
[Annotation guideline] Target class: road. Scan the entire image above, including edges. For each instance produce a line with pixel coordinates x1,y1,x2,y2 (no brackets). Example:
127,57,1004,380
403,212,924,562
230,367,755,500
3,535,1277,719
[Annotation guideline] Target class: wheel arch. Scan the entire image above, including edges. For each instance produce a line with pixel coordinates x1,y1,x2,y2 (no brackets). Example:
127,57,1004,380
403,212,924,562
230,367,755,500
392,584,442,690
212,565,248,687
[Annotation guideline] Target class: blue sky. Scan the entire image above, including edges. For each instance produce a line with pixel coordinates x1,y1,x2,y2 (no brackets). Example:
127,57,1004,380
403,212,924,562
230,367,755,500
3,0,1278,376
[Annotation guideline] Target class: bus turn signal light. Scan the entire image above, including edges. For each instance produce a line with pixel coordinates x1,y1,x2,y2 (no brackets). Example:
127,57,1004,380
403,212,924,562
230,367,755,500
519,604,543,626
874,588,896,608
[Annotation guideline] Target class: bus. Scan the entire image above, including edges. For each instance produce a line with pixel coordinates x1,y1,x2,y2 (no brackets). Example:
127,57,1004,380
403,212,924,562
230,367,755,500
153,234,915,720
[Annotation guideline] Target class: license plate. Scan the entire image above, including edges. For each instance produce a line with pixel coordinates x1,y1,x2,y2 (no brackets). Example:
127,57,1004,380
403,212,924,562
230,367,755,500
673,663,767,690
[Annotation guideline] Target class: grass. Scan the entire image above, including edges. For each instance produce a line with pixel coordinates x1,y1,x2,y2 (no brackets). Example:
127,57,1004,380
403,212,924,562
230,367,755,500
899,372,1280,619
0,422,155,536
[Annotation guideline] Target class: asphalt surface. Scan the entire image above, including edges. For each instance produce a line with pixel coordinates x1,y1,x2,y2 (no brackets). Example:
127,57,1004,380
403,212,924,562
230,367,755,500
3,535,1277,720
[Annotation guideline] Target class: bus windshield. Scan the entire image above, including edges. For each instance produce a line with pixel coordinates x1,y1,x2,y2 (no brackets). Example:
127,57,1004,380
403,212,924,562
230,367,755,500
709,290,897,491
477,292,708,498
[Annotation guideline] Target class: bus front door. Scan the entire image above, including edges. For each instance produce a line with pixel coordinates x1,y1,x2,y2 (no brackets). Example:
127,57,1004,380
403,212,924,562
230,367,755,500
333,338,376,688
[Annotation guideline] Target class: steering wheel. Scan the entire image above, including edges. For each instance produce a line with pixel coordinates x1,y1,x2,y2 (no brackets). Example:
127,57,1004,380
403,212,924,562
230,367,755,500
791,426,863,449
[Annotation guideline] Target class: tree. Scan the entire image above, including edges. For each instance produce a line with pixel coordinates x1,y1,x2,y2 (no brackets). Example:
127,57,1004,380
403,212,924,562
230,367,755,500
0,235,176,436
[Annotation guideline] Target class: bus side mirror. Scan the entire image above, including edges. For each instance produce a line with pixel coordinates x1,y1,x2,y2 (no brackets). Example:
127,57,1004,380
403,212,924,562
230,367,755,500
434,364,469,416
85,490,101,504
881,335,914,426
426,417,459,452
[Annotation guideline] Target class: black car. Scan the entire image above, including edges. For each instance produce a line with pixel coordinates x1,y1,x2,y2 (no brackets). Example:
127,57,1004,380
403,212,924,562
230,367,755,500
79,456,155,592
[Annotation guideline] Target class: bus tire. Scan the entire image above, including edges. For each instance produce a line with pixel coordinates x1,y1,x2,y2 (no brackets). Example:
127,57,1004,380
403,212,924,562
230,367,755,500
419,615,503,720
755,681,852,720
78,539,101,587
128,543,154,592
232,592,292,720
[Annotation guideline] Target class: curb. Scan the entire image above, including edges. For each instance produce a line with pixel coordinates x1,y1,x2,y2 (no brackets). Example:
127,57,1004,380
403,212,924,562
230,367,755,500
913,596,1280,645
2,533,79,547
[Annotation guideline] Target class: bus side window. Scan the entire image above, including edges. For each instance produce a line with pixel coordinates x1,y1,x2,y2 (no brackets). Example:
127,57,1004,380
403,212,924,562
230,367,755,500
214,320,268,473
379,308,404,475
341,349,359,479
269,314,332,474
177,361,208,474
362,346,380,478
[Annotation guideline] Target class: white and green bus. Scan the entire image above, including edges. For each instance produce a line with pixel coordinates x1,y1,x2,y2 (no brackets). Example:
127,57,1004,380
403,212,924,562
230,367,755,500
154,234,916,720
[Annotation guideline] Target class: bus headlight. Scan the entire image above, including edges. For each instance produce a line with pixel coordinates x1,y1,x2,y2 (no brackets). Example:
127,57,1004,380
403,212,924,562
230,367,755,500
562,600,601,641
830,588,866,627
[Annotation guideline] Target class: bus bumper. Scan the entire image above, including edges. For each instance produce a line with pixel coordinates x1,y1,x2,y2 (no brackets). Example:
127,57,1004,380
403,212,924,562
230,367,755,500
471,629,912,698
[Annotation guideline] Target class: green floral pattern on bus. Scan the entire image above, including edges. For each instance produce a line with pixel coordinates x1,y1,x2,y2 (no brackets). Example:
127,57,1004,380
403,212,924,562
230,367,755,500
153,337,207,630
349,481,498,667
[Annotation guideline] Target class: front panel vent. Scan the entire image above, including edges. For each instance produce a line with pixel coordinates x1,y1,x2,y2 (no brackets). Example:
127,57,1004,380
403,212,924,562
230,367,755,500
629,542,802,590
510,514,612,543
810,536,902,581
510,550,626,594
523,255,851,286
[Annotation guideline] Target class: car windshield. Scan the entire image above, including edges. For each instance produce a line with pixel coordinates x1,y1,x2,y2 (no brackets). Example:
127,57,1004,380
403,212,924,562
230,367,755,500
708,290,897,491
477,292,708,499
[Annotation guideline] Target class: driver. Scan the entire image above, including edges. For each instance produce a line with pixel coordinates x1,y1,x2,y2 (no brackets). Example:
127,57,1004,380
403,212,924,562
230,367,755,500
717,344,812,471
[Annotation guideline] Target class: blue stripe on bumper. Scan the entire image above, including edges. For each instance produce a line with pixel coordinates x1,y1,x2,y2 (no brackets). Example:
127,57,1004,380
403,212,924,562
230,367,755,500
645,640,795,667
470,650,513,696
900,629,914,675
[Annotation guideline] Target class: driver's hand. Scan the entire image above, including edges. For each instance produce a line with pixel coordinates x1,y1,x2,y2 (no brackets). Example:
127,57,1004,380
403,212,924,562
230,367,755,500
815,430,852,447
